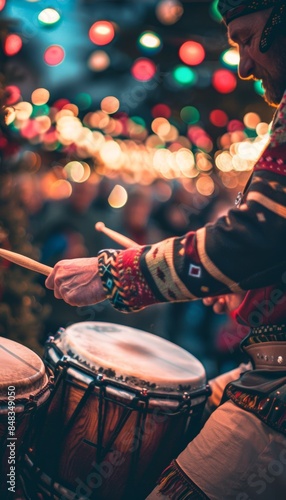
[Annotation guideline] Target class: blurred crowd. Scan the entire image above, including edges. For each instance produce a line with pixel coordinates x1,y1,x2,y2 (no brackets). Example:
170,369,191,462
15,172,249,379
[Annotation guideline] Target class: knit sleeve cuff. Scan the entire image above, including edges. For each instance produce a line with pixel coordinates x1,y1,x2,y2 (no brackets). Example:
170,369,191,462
97,247,159,312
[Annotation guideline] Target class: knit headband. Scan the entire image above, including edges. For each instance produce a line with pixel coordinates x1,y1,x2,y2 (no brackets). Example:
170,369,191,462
217,0,286,52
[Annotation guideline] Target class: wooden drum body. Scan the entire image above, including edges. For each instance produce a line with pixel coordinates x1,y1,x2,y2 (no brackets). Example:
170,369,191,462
0,337,52,498
24,322,209,499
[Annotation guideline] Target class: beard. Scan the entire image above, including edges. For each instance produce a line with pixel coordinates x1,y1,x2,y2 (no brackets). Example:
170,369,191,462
261,36,286,107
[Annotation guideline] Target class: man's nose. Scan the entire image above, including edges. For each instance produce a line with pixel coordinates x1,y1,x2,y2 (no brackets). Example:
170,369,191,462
238,53,254,79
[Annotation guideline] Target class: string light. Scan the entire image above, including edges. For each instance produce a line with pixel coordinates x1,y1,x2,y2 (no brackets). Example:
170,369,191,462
156,0,184,25
179,41,205,66
151,104,171,119
210,109,228,127
44,45,65,66
138,31,162,54
31,88,50,106
108,185,128,208
131,58,156,81
89,21,115,45
221,48,239,68
180,106,200,124
173,65,197,86
38,8,60,26
4,34,22,56
212,69,237,93
88,51,110,71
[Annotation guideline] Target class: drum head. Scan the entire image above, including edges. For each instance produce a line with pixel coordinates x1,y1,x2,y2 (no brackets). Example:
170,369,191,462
0,337,48,399
54,322,206,391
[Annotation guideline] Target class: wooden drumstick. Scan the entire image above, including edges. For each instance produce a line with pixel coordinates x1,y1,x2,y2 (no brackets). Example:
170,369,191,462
0,248,53,276
95,222,140,248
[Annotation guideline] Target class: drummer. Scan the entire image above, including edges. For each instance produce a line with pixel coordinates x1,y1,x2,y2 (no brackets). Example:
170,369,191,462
46,1,286,498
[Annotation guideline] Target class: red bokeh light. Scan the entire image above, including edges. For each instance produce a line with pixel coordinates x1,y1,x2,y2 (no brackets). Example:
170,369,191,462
212,69,237,94
89,21,115,45
210,109,228,127
131,58,156,81
44,45,65,66
4,34,22,56
6,85,21,105
151,103,171,118
21,120,41,140
0,0,6,11
179,41,205,66
53,99,70,110
227,119,244,132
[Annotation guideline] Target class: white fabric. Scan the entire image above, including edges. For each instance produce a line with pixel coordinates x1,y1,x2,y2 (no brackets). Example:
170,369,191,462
178,401,286,500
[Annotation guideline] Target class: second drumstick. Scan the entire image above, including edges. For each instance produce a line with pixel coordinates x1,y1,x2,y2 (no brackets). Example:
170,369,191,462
95,222,140,249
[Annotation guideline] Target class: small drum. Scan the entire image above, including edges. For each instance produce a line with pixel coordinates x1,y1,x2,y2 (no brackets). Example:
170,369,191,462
0,337,52,499
24,322,209,499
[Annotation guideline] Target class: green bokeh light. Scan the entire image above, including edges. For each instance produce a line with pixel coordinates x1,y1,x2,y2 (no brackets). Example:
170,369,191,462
31,104,50,117
75,92,92,110
180,106,200,124
209,1,222,22
173,65,197,86
254,80,265,96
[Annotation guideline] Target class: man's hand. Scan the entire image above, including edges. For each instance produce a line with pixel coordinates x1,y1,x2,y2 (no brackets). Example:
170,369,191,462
45,257,106,307
202,293,245,314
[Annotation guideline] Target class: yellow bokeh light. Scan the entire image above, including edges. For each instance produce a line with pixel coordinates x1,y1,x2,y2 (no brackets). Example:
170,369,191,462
232,154,253,171
56,115,82,142
162,124,178,142
243,112,261,129
5,107,16,125
256,122,269,137
215,151,233,172
237,141,260,161
38,8,60,25
92,131,105,151
99,140,122,166
64,161,91,183
108,185,128,208
175,148,195,177
48,179,72,200
196,152,213,172
88,51,110,71
151,117,170,136
62,103,79,116
15,102,33,121
222,48,239,67
101,96,120,114
145,134,165,149
31,88,50,105
140,32,161,49
196,175,215,196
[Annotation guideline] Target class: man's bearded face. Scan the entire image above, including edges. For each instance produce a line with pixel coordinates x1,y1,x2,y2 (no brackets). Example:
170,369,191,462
262,37,286,106
228,11,286,108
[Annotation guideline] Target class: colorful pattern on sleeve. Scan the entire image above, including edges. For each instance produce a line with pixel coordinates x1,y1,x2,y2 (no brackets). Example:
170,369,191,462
98,248,159,311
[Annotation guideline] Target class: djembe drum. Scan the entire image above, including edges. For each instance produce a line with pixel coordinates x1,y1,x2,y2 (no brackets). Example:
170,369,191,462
23,322,209,499
0,337,52,499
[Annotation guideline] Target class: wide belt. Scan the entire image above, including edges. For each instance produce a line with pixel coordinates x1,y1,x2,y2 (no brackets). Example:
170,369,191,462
244,341,286,370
